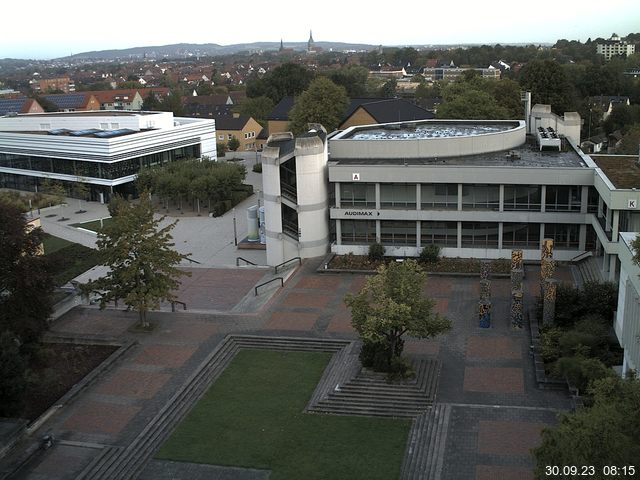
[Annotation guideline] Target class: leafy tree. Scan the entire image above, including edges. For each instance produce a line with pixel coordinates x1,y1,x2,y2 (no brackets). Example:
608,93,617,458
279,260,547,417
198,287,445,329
0,201,53,344
160,89,184,116
344,259,451,370
237,95,274,127
379,78,397,98
246,63,315,104
0,331,28,416
288,77,349,134
142,90,162,111
83,193,190,328
438,89,509,120
533,376,640,479
632,234,640,266
518,59,577,114
227,136,240,152
326,65,370,98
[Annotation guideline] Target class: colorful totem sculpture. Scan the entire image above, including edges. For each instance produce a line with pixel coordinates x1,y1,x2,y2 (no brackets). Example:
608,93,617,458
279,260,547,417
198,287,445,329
479,261,491,328
510,249,524,329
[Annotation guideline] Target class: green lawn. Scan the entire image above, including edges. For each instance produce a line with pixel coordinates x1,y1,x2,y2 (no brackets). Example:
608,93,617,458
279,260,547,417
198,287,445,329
156,349,411,480
42,234,101,286
71,217,112,232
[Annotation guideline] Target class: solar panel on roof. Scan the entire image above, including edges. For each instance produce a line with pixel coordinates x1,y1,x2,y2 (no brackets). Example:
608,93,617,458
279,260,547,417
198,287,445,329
70,128,102,136
93,128,136,138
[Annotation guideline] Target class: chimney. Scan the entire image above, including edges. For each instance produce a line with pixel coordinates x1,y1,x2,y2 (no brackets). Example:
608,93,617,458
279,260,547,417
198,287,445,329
233,112,240,118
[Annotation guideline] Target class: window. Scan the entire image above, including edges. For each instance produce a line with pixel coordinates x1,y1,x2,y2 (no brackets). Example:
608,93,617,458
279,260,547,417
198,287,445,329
545,186,581,212
380,183,416,209
421,221,457,246
228,134,232,140
380,221,416,245
341,220,376,244
340,183,375,208
502,223,540,248
503,185,541,211
462,185,500,210
544,223,579,249
461,222,499,248
421,184,457,209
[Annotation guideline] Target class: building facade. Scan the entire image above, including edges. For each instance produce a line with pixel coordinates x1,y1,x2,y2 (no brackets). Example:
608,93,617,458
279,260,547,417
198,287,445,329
614,233,640,377
596,33,636,60
0,111,216,202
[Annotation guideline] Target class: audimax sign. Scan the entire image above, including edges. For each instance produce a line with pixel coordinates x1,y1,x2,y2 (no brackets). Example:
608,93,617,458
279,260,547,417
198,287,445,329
344,211,380,216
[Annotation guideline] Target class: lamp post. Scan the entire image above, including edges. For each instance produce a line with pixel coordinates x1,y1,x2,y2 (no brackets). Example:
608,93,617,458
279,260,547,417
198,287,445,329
232,208,237,246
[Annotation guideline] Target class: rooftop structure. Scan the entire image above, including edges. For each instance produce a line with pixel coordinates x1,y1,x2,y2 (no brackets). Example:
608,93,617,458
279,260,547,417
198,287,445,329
591,155,640,189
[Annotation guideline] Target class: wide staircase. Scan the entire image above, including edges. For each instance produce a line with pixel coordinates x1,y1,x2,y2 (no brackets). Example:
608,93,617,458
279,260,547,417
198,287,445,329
308,357,441,418
576,256,603,285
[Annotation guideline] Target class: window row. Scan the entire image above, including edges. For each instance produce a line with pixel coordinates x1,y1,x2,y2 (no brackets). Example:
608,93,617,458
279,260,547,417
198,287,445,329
0,145,200,180
337,183,599,213
340,220,586,250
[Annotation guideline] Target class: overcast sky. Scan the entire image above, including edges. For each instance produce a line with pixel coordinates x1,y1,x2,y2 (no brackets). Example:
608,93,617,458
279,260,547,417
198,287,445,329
3,0,639,60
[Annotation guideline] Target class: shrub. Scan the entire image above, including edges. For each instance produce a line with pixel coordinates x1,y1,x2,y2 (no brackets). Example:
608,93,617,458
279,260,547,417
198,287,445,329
419,244,441,263
368,243,385,261
252,163,263,173
554,355,614,394
540,326,563,363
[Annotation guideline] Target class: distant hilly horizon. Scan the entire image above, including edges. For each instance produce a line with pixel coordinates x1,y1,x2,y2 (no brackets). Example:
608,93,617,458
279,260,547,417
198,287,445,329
59,40,553,61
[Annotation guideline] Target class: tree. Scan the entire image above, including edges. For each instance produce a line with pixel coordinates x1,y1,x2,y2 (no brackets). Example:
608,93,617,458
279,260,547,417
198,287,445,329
0,331,27,417
288,77,349,134
84,193,191,328
326,65,370,98
246,63,315,104
73,178,89,213
227,136,240,152
0,201,53,344
518,59,577,114
533,375,640,479
142,90,162,111
379,78,397,98
344,259,451,371
237,95,274,127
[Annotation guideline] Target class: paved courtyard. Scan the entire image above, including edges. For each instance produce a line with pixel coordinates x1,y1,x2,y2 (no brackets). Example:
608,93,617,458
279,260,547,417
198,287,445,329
0,252,575,480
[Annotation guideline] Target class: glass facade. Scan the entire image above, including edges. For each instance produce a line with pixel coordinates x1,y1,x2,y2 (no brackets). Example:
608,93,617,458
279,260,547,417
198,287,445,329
503,185,541,211
340,183,375,208
421,221,458,246
341,220,376,244
461,222,499,248
544,223,580,249
461,185,500,210
0,144,200,181
380,220,416,245
421,184,457,209
380,183,416,209
545,185,581,212
502,223,540,248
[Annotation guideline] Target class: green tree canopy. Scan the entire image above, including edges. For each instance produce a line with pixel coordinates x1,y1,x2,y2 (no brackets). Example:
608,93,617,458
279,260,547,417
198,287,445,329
83,193,191,327
344,259,451,368
0,201,53,344
618,125,640,154
246,63,315,104
533,375,640,479
518,59,577,114
326,65,370,98
288,77,349,134
227,136,240,152
237,95,274,127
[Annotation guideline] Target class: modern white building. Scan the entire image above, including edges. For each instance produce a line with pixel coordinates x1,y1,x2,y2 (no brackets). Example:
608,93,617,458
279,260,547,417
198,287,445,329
614,232,640,377
0,110,216,202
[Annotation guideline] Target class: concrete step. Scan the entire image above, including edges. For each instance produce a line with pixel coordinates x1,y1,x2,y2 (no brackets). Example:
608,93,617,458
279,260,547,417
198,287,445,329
312,403,423,418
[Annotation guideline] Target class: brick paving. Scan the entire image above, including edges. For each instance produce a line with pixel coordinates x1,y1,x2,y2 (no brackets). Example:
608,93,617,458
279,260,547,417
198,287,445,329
5,259,577,480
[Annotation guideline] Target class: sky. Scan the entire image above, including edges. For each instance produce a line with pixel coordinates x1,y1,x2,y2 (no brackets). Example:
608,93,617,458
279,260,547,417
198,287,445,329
2,0,639,60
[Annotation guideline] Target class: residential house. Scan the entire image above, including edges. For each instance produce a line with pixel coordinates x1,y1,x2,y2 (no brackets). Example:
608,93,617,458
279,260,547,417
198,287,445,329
184,95,234,118
41,93,101,112
90,90,145,111
339,98,436,130
588,96,631,120
0,97,44,116
31,77,75,93
215,113,263,151
266,96,295,136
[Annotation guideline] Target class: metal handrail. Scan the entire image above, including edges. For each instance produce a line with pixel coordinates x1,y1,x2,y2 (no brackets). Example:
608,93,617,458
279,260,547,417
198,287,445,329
236,257,258,266
274,256,301,274
185,256,202,264
171,300,187,312
570,251,593,263
254,277,283,296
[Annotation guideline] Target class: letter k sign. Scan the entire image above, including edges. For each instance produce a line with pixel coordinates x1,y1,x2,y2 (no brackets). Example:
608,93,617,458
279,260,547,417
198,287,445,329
629,199,637,209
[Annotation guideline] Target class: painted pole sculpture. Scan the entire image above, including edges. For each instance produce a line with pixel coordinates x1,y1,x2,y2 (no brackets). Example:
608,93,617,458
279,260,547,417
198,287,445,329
479,261,491,328
540,239,557,326
510,249,524,329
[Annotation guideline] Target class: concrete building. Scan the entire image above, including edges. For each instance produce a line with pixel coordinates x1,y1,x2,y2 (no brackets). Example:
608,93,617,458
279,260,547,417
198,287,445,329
614,232,640,377
596,33,636,60
260,106,640,283
0,110,216,202
261,127,329,266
